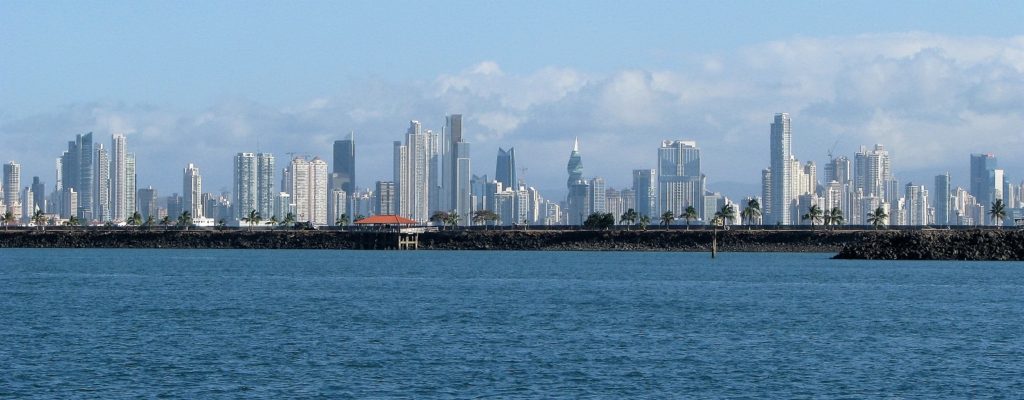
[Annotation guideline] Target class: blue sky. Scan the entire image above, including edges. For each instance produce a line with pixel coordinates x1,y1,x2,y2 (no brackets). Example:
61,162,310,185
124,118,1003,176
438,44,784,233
2,1,1023,198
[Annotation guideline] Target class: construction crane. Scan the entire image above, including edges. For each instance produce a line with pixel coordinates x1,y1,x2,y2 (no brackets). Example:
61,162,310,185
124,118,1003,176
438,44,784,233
827,139,840,162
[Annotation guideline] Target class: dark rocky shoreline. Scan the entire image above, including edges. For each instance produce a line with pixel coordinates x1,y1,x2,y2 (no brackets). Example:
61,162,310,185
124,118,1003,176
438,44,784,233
0,229,1021,260
833,229,1024,261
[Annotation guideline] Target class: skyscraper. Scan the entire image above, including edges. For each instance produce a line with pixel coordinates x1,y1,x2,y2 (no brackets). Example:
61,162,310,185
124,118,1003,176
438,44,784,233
94,144,110,221
566,137,589,225
394,121,433,222
332,133,356,195
286,157,328,225
934,173,951,225
904,183,929,226
59,132,94,220
496,147,517,190
4,162,22,220
589,177,606,214
183,163,203,218
768,113,792,225
375,181,395,215
657,140,705,219
31,176,45,214
111,134,128,221
125,153,136,217
970,153,999,211
441,114,472,223
137,186,158,220
632,169,656,218
854,144,891,199
234,152,276,220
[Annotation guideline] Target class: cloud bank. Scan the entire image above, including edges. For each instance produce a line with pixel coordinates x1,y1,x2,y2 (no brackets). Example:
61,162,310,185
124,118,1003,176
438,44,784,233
2,33,1022,199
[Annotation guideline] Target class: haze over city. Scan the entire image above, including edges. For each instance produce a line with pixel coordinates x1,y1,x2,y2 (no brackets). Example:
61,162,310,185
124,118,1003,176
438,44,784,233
2,1,1022,200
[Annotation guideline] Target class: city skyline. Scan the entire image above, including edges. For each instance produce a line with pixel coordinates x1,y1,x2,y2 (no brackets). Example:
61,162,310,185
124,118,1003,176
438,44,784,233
2,2,1022,201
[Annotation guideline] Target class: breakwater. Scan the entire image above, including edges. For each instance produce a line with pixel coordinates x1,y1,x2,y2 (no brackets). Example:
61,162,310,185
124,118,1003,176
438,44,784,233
2,229,1021,260
834,229,1024,261
0,229,855,252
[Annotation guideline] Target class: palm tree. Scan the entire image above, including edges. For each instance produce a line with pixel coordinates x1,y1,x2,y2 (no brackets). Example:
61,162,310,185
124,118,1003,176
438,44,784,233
281,212,296,228
176,211,192,230
127,211,143,228
143,215,155,229
715,204,737,227
801,204,824,229
159,216,172,228
867,206,888,229
638,215,651,231
2,210,15,230
660,211,675,229
620,208,638,229
741,199,762,227
824,207,844,230
444,211,461,229
64,215,81,227
682,206,699,230
32,209,48,230
269,215,279,228
242,209,261,230
989,199,1007,228
335,213,350,228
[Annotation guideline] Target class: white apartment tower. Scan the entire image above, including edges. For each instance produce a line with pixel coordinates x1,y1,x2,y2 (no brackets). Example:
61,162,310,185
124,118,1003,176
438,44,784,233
183,163,203,218
394,121,433,223
111,134,129,221
4,162,22,220
286,157,328,225
767,113,793,225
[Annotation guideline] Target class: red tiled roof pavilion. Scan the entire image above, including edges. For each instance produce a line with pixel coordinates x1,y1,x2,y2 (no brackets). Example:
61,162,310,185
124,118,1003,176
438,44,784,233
354,215,417,225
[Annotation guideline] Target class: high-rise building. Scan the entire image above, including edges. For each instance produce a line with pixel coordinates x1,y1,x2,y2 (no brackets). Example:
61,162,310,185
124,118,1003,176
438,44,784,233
934,173,951,225
31,176,45,214
658,140,705,219
904,183,929,226
111,134,128,221
825,156,852,184
125,153,136,217
632,169,656,218
375,181,395,215
4,162,22,220
854,144,891,199
496,147,517,190
182,163,203,218
589,177,606,214
330,189,348,225
566,137,589,225
94,144,110,222
332,133,356,194
767,113,792,225
60,132,94,220
441,114,472,223
285,157,328,225
20,186,34,224
394,121,433,222
137,187,158,220
234,152,276,220
970,153,998,206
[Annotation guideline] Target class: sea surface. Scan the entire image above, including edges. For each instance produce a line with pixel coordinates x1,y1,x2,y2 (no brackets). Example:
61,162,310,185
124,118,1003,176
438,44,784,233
1,249,1022,398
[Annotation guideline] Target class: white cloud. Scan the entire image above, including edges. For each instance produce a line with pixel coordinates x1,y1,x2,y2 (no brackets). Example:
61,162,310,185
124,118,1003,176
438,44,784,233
2,33,1022,200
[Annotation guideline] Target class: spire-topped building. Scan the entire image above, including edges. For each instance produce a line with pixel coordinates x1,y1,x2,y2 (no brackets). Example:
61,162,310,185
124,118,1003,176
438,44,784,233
566,137,589,224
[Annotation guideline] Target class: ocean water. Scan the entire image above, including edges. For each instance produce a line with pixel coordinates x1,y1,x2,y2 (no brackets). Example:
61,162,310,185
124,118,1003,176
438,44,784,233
1,249,1022,398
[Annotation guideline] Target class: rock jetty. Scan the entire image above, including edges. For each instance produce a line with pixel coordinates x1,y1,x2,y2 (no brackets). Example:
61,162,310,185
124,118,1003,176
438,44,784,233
834,229,1024,261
